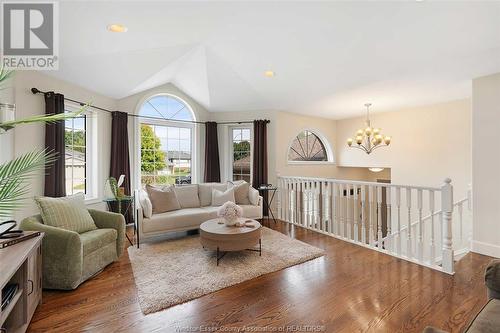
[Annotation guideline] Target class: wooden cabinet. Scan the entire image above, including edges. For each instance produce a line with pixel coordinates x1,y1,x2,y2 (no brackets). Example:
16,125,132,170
26,244,42,320
0,234,43,333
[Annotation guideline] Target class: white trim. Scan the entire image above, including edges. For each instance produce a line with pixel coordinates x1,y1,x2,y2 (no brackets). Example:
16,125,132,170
133,93,198,189
64,102,98,201
471,240,500,258
286,128,335,165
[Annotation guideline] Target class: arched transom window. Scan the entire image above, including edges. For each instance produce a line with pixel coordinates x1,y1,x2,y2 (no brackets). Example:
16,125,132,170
288,130,332,162
138,94,196,185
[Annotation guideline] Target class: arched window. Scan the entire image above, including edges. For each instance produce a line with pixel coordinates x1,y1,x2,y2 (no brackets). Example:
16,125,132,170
287,130,333,163
138,94,196,185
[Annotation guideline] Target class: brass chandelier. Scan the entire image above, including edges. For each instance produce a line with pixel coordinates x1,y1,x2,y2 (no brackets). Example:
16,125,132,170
347,103,391,154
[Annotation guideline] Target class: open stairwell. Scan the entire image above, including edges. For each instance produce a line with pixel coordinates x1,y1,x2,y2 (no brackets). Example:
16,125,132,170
277,176,472,274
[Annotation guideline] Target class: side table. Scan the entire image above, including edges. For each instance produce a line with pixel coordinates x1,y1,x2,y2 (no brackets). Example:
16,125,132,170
257,185,278,223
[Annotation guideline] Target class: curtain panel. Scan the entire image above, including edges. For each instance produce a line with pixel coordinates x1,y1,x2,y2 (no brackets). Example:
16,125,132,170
44,92,66,197
252,119,269,214
204,121,221,182
110,111,132,222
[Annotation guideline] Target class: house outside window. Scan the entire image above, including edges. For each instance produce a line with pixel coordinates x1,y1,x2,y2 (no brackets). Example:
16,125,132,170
231,127,252,183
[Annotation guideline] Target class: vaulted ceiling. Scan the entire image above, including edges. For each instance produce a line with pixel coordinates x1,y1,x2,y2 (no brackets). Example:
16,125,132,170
49,1,500,118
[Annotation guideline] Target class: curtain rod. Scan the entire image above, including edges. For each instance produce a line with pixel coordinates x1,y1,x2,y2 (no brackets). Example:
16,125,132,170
30,88,270,125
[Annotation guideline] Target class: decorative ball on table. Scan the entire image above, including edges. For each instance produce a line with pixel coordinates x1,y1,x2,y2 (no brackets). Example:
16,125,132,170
217,201,243,226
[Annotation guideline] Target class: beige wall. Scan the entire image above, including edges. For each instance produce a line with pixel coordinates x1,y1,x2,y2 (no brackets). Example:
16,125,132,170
472,72,500,258
336,99,472,201
9,71,117,220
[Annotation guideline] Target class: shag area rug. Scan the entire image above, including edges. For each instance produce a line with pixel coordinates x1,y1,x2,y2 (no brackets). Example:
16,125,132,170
127,227,324,314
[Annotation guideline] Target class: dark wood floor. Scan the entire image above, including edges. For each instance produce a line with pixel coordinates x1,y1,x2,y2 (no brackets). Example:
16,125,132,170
28,220,492,333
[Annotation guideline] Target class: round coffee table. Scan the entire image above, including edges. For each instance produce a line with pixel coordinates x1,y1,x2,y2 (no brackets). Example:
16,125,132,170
200,218,262,265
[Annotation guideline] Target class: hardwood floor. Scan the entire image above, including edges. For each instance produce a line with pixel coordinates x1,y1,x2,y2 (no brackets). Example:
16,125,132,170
28,220,492,333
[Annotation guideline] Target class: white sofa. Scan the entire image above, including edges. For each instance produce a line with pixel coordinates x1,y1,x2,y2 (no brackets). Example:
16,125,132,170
134,182,263,245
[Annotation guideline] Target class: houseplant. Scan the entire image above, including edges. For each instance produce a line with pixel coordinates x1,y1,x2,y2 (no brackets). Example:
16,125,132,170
0,66,85,219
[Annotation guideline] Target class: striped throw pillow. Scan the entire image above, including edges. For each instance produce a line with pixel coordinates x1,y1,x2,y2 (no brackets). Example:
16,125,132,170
34,193,97,233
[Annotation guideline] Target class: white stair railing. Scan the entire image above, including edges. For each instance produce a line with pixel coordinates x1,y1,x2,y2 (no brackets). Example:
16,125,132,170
277,176,459,274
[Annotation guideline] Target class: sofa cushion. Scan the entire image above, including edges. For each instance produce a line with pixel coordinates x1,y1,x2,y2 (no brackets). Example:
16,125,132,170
228,181,251,205
139,189,153,218
198,183,227,206
212,188,235,206
249,186,260,206
34,193,97,234
465,299,500,333
80,228,117,256
146,184,181,214
174,185,200,208
142,208,212,233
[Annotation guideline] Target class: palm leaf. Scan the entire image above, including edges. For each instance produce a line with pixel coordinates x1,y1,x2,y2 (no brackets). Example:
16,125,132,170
0,150,56,217
0,64,13,83
0,108,86,132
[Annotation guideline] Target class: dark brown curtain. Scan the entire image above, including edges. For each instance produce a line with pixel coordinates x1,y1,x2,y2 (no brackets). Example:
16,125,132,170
110,111,132,223
204,121,221,182
252,120,269,214
44,92,66,197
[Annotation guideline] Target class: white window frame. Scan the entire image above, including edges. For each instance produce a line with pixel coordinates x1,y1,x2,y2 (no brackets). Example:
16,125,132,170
228,125,253,184
64,102,97,201
134,93,198,188
286,128,335,165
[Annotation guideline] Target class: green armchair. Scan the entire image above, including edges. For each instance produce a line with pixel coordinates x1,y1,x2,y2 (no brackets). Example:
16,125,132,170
20,209,125,290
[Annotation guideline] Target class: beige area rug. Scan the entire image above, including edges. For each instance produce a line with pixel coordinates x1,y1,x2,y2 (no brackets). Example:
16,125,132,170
127,227,324,315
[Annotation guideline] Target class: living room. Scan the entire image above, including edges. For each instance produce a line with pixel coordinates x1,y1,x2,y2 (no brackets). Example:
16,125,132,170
0,1,499,333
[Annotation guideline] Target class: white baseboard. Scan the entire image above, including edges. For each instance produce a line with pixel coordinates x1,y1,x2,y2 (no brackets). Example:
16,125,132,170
471,240,500,258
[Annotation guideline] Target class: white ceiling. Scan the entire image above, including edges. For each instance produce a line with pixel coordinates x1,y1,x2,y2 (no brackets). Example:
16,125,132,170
48,1,500,118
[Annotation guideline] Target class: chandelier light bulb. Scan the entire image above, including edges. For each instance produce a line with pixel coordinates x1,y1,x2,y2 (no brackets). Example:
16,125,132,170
347,138,353,146
356,129,364,136
373,128,380,135
384,136,391,145
365,127,372,136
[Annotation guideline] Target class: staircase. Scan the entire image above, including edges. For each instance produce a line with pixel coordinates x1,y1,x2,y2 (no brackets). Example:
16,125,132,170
276,176,472,274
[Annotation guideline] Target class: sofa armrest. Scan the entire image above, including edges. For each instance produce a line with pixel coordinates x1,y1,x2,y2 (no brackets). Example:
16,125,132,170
485,259,500,300
20,216,83,290
88,209,125,257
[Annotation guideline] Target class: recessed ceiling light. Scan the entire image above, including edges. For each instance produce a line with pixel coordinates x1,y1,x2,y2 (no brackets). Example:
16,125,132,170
264,71,275,77
107,24,128,33
368,167,384,173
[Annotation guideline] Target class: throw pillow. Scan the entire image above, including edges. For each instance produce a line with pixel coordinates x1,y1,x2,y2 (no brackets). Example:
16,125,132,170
212,188,235,206
228,181,251,205
34,193,97,234
139,189,153,218
174,185,200,208
146,184,181,214
248,186,260,206
198,183,228,206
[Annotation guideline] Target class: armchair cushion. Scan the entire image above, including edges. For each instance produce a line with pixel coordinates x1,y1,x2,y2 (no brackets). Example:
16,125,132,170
34,193,97,233
80,228,117,256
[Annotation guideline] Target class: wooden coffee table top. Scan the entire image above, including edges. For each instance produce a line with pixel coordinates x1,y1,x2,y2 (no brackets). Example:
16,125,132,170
200,218,261,235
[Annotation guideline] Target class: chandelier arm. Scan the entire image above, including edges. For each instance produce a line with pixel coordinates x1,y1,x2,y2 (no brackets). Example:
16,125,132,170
350,145,368,153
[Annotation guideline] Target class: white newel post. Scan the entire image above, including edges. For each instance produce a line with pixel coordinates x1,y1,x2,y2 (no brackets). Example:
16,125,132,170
441,178,454,274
